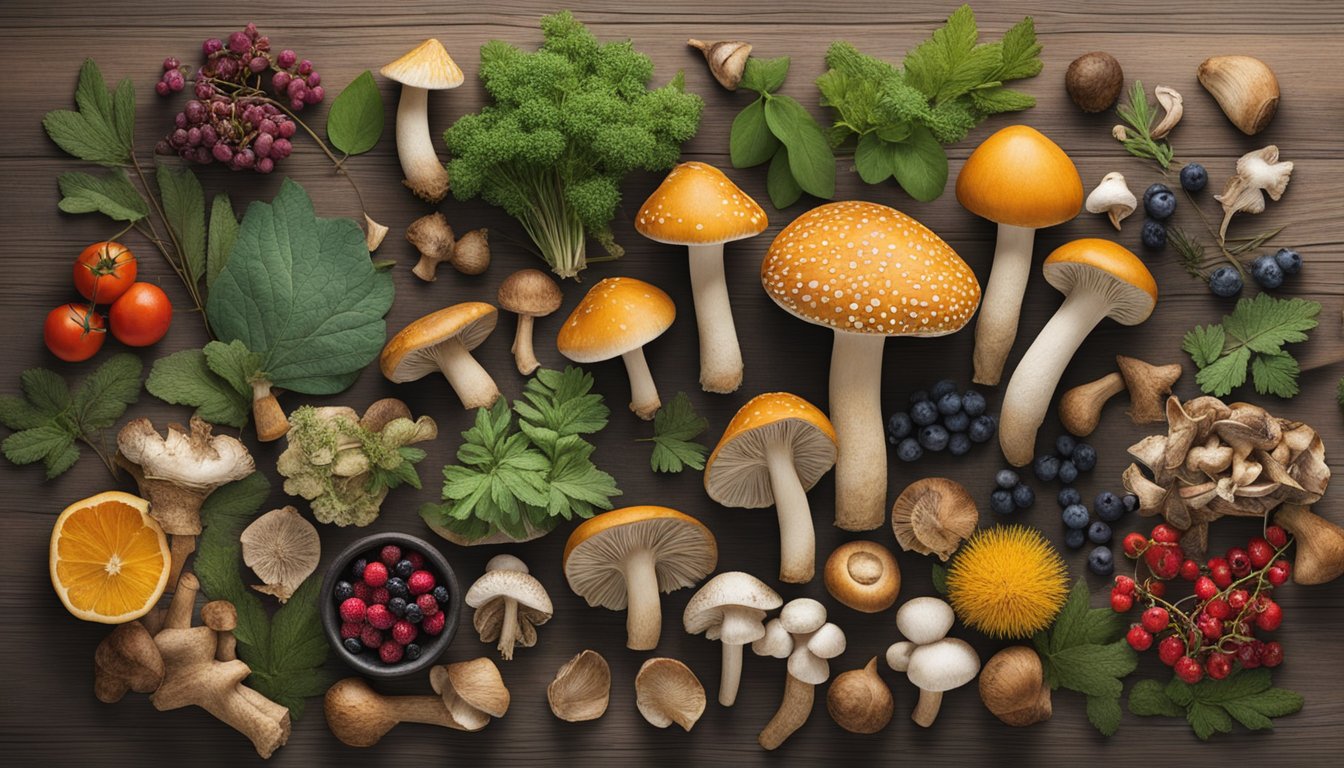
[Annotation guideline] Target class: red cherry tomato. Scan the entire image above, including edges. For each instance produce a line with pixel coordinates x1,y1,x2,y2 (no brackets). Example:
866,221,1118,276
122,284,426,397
73,241,137,304
109,282,172,347
44,303,106,362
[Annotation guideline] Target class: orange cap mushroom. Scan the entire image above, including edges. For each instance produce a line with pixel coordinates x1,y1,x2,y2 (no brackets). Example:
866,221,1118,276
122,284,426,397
380,302,500,409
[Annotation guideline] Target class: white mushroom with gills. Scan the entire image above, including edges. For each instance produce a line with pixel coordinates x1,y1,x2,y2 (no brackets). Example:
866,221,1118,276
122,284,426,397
704,392,837,582
464,554,553,661
999,239,1157,466
761,201,981,531
635,161,768,393
955,125,1083,385
752,597,846,749
557,277,676,420
380,302,501,409
380,39,463,203
886,596,980,727
564,506,717,651
683,571,782,707
497,269,563,375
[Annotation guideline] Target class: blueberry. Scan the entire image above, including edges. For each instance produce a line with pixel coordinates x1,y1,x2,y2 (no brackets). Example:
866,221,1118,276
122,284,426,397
1094,491,1124,522
968,415,997,443
1071,443,1097,472
342,637,364,655
1273,247,1302,275
947,432,972,456
1058,486,1082,508
910,400,939,426
1208,266,1244,298
388,596,408,617
1058,460,1079,484
386,577,409,599
334,580,354,601
961,389,987,416
930,379,959,399
896,437,923,462
1088,546,1115,576
405,643,422,661
1055,434,1077,458
404,603,424,623
990,489,1015,515
1251,255,1284,290
918,424,950,452
1180,163,1208,192
1064,528,1087,549
433,586,451,605
1034,454,1060,482
1012,484,1035,509
351,558,368,580
886,412,914,443
1145,189,1177,220
908,389,930,404
394,559,415,579
936,391,963,416
1121,493,1140,514
1143,183,1171,206
943,410,970,433
1141,219,1168,250
1088,520,1113,544
995,469,1020,490
1062,504,1090,530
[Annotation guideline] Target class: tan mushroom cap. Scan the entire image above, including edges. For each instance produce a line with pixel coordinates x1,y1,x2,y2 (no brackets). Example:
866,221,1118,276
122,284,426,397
823,540,901,613
239,506,320,603
683,571,782,644
563,506,718,610
548,650,611,722
430,658,510,732
380,302,498,382
466,569,554,647
956,125,1083,229
891,478,980,561
497,269,563,317
380,38,464,90
635,162,768,245
704,392,837,508
556,277,676,363
1043,239,1158,325
635,657,707,731
761,201,981,336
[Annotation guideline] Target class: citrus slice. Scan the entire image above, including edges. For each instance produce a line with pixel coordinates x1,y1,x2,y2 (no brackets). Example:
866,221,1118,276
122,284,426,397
50,491,171,624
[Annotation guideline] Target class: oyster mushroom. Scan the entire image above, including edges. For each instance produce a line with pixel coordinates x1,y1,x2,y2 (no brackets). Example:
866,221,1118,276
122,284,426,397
635,658,706,731
891,478,979,561
1214,146,1293,239
429,658,510,732
547,650,610,722
239,506,320,603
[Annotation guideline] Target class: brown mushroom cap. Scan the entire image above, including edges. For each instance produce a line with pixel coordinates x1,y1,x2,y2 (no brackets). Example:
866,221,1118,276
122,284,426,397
562,506,718,610
556,277,675,363
704,392,837,508
380,38,464,90
891,478,980,561
635,162,767,245
498,269,563,318
94,621,165,703
548,650,611,722
379,302,498,382
430,658,510,732
823,540,901,613
635,657,706,731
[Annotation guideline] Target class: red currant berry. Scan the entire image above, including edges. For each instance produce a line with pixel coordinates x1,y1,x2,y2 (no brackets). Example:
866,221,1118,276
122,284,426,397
1206,652,1233,680
1141,606,1170,633
1228,588,1250,611
1193,576,1219,601
1110,591,1134,613
1207,557,1234,588
1113,575,1137,595
1147,579,1167,598
1260,641,1284,668
1246,537,1274,569
1146,545,1182,580
1196,612,1223,640
1236,641,1263,670
1175,656,1204,684
1267,560,1290,586
1255,600,1283,632
1122,532,1149,558
1226,547,1252,577
1264,524,1288,549
1204,597,1231,620
1179,558,1202,581
1151,523,1182,544
1127,625,1154,651
1158,635,1186,666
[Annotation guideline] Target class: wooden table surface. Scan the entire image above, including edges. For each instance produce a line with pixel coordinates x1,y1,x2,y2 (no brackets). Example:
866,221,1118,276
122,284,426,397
3,1,1342,765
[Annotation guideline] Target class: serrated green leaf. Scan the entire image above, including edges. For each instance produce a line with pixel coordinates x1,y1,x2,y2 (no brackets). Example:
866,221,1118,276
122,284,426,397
2,424,73,466
1128,679,1184,717
204,340,261,398
43,59,134,166
766,146,803,208
994,16,1043,80
888,125,948,201
157,164,207,287
146,348,250,428
1190,701,1234,740
327,71,384,156
69,353,141,432
1037,579,1134,735
730,98,779,169
21,369,71,416
1251,352,1301,397
902,4,980,100
57,169,149,221
764,95,835,199
207,193,238,290
1131,669,1302,740
970,85,1036,114
1086,694,1123,736
1182,324,1226,368
1195,345,1252,397
641,392,709,473
740,56,790,95
1222,294,1320,354
0,396,48,431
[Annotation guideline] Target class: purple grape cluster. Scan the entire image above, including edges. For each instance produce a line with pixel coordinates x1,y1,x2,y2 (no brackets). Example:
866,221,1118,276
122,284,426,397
155,57,186,97
156,96,295,173
188,23,324,111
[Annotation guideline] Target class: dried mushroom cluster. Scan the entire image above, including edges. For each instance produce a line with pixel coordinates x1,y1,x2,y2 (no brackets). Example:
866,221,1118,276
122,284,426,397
1123,396,1329,553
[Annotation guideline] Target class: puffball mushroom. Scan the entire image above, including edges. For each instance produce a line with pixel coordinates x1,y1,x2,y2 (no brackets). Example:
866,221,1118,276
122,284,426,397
635,161,768,393
762,201,980,531
464,554,553,660
497,269,563,375
683,571,782,706
752,597,846,750
635,658,707,731
563,506,717,651
1085,172,1137,230
891,477,979,562
239,506,320,603
547,650,610,722
823,540,901,613
826,658,894,734
999,239,1157,466
887,596,980,727
379,39,462,203
557,277,676,420
380,302,501,409
704,392,837,582
956,125,1083,386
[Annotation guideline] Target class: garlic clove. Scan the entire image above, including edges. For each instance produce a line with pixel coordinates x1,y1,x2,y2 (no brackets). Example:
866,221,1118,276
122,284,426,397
688,39,752,91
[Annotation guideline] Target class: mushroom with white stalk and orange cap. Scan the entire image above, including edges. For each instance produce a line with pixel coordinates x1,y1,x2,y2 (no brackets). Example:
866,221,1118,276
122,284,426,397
380,302,501,409
564,506,717,651
464,554,553,661
704,393,836,582
956,125,1083,386
380,39,463,203
886,596,980,727
762,201,981,531
497,269,563,375
752,597,846,749
999,239,1157,466
557,277,676,420
635,161,768,393
682,571,781,707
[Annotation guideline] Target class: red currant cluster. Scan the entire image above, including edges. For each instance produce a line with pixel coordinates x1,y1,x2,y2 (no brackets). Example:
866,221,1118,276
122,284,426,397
1110,522,1292,684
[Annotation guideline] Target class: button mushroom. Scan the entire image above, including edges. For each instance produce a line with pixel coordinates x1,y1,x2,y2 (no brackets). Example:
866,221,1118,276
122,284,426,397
556,277,676,420
886,596,980,727
547,650,610,722
239,506,320,603
635,161,768,393
999,239,1157,466
704,392,837,582
1084,172,1137,230
634,657,707,731
955,125,1084,386
464,554,553,660
823,540,901,613
379,39,463,203
752,597,846,749
380,302,501,409
497,269,563,375
683,571,782,706
761,201,981,531
891,477,979,562
563,506,717,651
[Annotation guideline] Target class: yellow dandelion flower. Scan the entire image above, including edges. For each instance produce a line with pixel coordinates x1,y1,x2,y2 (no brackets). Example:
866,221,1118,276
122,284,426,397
946,525,1069,639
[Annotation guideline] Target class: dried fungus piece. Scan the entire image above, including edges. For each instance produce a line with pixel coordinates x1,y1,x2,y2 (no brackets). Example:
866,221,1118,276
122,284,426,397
548,650,610,722
891,478,979,561
240,507,320,603
635,658,706,731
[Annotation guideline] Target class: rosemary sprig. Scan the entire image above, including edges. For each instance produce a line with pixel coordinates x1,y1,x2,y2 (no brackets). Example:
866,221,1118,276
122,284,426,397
1225,225,1287,257
1115,80,1174,169
1168,226,1209,279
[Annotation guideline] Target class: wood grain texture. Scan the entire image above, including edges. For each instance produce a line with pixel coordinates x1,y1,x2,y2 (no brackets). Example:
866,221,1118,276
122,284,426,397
2,1,1342,765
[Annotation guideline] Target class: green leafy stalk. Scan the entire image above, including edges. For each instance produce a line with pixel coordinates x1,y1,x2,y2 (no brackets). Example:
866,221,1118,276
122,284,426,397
1033,579,1138,735
1182,295,1321,398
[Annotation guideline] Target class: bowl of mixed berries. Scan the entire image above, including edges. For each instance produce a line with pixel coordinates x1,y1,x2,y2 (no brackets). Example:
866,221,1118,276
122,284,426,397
320,533,461,678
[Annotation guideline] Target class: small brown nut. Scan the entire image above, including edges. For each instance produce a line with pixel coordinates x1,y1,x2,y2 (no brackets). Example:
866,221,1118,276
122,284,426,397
1066,52,1124,112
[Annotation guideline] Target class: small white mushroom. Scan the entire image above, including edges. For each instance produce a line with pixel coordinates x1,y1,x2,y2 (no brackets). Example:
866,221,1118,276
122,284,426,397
1085,172,1138,231
1151,86,1184,139
465,554,553,660
239,506,320,602
752,598,846,749
886,596,980,728
1214,145,1293,239
683,572,781,706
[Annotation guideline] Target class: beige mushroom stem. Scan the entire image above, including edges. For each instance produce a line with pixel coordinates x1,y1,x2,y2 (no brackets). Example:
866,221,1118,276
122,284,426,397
395,87,449,203
498,599,520,659
759,674,813,750
830,332,888,531
765,438,815,583
624,548,663,650
428,337,500,409
622,348,662,420
688,244,743,394
1059,372,1126,436
912,688,946,728
324,678,456,747
511,315,540,375
973,224,1036,386
720,641,746,707
250,380,289,442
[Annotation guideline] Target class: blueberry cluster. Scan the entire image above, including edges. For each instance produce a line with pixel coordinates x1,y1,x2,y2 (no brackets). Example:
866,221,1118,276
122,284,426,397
1209,248,1303,298
1139,182,1177,250
1059,487,1139,576
1032,434,1096,486
887,380,996,462
989,469,1035,515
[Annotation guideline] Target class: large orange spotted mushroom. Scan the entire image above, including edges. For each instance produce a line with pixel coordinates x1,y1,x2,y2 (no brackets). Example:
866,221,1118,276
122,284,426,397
635,162,768,394
761,201,981,531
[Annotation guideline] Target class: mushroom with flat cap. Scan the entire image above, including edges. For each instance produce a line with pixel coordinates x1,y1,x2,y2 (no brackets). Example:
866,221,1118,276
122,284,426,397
380,302,501,409
557,277,676,420
704,392,837,582
635,658,707,731
498,269,563,375
762,201,981,531
752,597,846,749
683,571,782,706
999,239,1157,466
956,125,1083,386
635,161,768,393
380,39,463,202
465,554,553,661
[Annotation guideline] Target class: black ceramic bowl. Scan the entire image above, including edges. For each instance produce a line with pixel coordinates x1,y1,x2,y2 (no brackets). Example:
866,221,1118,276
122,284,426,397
319,532,461,679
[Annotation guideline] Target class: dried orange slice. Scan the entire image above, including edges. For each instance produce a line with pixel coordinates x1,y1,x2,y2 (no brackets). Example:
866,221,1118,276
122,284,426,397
50,491,171,623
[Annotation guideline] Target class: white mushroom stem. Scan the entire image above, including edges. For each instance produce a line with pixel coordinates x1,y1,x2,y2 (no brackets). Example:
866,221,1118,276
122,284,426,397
829,332,888,531
765,438,815,583
1000,292,1111,466
428,337,500,409
498,599,519,659
688,244,743,394
912,689,945,728
972,224,1036,386
621,348,661,420
394,86,449,203
511,316,539,375
720,642,745,707
623,548,662,650
759,674,813,750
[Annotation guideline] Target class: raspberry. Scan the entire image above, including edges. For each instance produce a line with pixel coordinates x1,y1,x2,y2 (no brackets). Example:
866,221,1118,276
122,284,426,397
408,570,436,595
1246,537,1274,569
338,597,367,623
416,593,439,616
360,625,383,649
1151,523,1182,544
1255,600,1282,632
1206,652,1233,680
1146,545,1182,580
371,587,391,606
1196,612,1223,640
380,544,402,566
1110,591,1134,613
1236,641,1263,669
1267,560,1291,586
1158,635,1185,666
379,641,404,664
1193,576,1219,601
1260,640,1284,668
1204,597,1231,620
392,620,418,645
422,610,446,636
1127,625,1153,651
1264,525,1288,549
1226,547,1252,577
1175,656,1203,684
353,581,373,602
1179,559,1201,581
1113,575,1136,595
363,561,390,588
340,621,363,640
367,604,395,630
1228,589,1250,611
1207,557,1234,588
1141,606,1170,633
406,551,425,569
1122,532,1149,558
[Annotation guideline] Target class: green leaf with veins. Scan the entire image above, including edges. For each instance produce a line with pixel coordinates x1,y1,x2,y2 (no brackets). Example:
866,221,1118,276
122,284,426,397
766,147,803,208
888,125,948,202
730,98,779,169
1128,669,1302,740
1033,579,1136,735
57,169,148,221
1183,295,1319,398
206,193,238,290
764,95,836,200
43,59,135,166
146,349,250,428
157,163,207,286
740,56,790,95
640,392,710,473
327,71,384,156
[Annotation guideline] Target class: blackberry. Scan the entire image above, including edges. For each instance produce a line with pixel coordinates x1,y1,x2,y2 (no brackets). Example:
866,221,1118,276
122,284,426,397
333,581,354,601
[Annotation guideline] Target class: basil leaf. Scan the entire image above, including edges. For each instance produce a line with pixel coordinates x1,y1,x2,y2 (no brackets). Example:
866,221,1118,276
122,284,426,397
729,98,779,168
57,169,148,221
766,146,802,208
889,125,948,202
740,56,790,94
763,95,835,200
327,71,384,156
157,164,207,286
854,133,896,184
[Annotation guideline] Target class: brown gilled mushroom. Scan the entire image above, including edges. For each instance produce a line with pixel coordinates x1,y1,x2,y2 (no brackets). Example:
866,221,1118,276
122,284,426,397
548,650,610,722
380,303,500,409
635,658,706,731
891,478,979,561
464,554,553,661
498,269,563,375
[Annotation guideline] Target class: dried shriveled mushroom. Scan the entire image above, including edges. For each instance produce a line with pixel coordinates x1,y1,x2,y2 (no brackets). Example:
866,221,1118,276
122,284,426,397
1151,86,1184,139
464,554,553,660
1117,356,1183,424
1214,146,1293,240
548,650,610,722
430,658,510,732
1198,55,1280,135
687,39,751,90
635,658,706,731
683,571,781,706
239,507,320,603
979,646,1051,727
891,478,979,561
